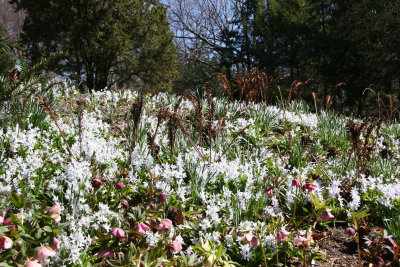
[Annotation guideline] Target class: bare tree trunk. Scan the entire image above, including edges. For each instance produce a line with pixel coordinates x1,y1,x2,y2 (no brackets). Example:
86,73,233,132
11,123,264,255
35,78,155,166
0,1,25,41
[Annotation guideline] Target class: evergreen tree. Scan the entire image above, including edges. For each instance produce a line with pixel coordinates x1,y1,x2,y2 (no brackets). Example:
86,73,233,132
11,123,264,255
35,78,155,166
0,29,15,75
10,0,177,91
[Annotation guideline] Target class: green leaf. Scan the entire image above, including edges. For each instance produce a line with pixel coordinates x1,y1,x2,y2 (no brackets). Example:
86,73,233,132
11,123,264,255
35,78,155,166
21,240,29,256
188,256,197,266
43,225,53,232
20,233,37,244
0,226,10,235
216,243,223,259
10,192,26,208
57,222,70,229
180,251,189,265
10,213,27,231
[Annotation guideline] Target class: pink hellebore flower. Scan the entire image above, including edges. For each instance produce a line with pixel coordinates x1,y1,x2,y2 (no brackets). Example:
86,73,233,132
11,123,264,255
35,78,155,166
250,236,260,247
134,223,150,235
98,247,115,259
318,209,334,221
0,212,3,224
294,236,311,248
302,182,318,193
160,219,173,230
277,229,290,242
110,227,126,239
36,246,56,262
25,261,42,267
0,235,13,250
47,205,61,222
292,179,301,187
171,241,182,253
344,227,356,237
159,192,169,202
264,187,274,196
50,238,60,251
116,182,126,190
91,179,103,189
243,233,254,243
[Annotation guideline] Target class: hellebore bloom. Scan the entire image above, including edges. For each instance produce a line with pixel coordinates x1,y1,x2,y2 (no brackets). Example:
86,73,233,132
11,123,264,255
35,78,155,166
116,182,126,190
0,236,12,250
159,192,169,202
50,238,60,251
110,227,126,239
292,179,301,187
295,236,311,248
134,223,150,235
250,236,260,247
160,219,173,230
47,205,62,222
318,209,334,221
171,241,182,253
25,261,42,267
344,227,356,237
302,182,318,193
122,201,130,209
98,247,115,259
264,187,274,196
0,212,3,224
91,179,103,189
243,233,254,243
36,246,56,262
277,229,290,242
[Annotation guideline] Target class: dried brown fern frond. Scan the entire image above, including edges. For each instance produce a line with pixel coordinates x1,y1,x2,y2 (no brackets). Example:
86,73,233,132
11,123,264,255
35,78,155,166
221,67,281,104
234,73,246,102
311,91,318,115
344,118,378,178
131,93,144,143
217,73,233,101
295,79,314,101
184,92,204,147
35,94,76,161
167,110,179,163
325,82,346,111
146,131,162,164
363,87,400,123
286,80,303,104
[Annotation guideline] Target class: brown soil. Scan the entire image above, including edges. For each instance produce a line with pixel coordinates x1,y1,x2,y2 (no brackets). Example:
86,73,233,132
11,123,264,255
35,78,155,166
315,228,360,267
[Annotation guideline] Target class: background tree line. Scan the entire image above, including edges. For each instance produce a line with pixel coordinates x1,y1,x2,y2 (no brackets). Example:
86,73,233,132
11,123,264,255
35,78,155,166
1,0,177,92
167,0,400,113
1,0,399,113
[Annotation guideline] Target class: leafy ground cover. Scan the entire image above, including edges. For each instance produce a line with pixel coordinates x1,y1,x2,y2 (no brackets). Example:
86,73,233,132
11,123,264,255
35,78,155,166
1,83,400,266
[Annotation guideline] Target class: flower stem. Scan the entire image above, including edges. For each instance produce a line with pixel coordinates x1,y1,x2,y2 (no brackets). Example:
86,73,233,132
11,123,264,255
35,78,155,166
259,236,268,267
276,234,279,266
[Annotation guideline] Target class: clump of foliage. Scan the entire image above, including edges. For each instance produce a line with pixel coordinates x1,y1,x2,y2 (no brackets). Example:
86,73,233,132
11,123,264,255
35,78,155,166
1,80,400,266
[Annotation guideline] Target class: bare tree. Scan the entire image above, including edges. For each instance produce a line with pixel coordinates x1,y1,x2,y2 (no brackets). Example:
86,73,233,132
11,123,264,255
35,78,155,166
165,0,241,63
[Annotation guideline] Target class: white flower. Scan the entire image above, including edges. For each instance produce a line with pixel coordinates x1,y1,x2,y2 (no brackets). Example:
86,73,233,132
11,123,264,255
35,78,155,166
240,244,253,261
349,187,361,210
146,232,161,247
